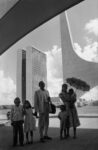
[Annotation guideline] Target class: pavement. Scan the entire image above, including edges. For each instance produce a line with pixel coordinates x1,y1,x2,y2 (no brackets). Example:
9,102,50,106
0,117,98,150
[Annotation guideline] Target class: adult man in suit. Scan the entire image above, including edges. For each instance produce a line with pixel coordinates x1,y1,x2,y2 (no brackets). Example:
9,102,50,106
34,81,52,142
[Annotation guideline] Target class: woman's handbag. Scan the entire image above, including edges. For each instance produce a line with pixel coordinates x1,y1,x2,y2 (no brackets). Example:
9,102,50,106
49,103,56,114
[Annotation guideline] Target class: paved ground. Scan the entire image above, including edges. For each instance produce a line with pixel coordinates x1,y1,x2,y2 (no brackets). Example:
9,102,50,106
0,117,98,150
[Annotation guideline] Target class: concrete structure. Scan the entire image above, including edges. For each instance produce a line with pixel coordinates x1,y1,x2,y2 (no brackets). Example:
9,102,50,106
60,12,98,90
0,0,84,55
16,50,26,103
17,47,47,106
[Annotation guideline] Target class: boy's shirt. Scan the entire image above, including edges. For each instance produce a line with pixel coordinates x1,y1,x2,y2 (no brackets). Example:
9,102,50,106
11,105,24,122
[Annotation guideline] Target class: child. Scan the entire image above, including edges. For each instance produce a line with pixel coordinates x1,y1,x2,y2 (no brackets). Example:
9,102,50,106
59,84,70,138
23,100,36,144
68,88,80,139
58,105,68,139
11,97,24,147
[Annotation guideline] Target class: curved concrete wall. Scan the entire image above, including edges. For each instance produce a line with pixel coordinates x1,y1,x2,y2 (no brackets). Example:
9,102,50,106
60,13,98,88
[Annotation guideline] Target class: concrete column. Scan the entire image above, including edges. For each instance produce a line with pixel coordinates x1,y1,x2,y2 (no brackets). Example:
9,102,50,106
26,47,33,105
16,50,22,102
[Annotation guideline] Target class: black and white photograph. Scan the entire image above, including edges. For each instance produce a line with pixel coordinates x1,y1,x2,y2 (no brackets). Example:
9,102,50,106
0,0,98,150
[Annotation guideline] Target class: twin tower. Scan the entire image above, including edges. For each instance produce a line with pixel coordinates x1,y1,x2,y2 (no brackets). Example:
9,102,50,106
17,47,47,106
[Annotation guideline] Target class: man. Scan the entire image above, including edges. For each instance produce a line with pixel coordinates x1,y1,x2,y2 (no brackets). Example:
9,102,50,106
34,81,52,142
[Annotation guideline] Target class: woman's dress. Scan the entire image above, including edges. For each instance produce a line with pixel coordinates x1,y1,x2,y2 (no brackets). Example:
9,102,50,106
69,94,80,127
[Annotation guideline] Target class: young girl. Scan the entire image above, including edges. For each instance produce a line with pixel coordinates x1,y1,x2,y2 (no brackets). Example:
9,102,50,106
23,100,36,144
58,105,68,139
68,88,80,138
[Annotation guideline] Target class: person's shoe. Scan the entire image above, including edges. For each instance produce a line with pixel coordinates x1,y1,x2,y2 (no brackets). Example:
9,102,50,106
30,140,33,144
64,135,68,139
20,143,24,147
40,138,45,143
44,136,52,140
60,136,63,140
26,140,29,144
66,134,70,138
12,144,17,147
73,135,77,139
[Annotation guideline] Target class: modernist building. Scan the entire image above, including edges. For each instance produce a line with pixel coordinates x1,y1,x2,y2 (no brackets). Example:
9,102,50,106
17,47,47,106
60,12,98,89
26,47,47,106
16,12,98,105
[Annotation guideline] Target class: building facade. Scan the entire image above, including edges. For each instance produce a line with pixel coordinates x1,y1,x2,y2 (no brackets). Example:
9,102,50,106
17,47,47,106
26,47,47,106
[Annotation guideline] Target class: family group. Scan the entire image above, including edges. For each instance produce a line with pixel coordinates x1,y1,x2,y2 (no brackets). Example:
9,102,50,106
10,81,80,147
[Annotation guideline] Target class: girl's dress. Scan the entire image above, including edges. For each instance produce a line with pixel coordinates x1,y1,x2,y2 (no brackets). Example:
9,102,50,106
24,108,36,133
58,111,68,130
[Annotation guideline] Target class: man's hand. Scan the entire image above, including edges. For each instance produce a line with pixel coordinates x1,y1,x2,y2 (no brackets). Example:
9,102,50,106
47,96,52,103
11,121,14,126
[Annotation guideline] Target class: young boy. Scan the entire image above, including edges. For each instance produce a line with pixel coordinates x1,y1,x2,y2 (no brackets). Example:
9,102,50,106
11,97,24,146
58,105,68,139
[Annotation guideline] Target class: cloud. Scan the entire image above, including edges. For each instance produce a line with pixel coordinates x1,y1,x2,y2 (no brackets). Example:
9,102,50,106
45,45,63,96
84,36,93,45
47,78,63,97
0,70,16,105
85,18,98,36
74,43,83,53
74,18,98,63
81,86,98,101
74,42,98,63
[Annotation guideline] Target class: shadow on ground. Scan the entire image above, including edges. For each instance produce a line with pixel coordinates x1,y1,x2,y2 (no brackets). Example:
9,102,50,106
0,126,98,150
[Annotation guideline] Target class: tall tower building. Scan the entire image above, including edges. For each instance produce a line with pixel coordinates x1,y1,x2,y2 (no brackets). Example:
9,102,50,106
26,47,47,106
17,47,47,106
16,50,26,103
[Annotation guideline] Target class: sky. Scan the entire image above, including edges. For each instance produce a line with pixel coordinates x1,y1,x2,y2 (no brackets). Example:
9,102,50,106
0,0,98,105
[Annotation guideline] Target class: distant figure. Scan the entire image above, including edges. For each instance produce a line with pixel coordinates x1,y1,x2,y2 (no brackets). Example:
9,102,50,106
7,111,11,120
68,88,80,138
11,97,24,147
59,84,70,138
34,81,52,142
58,105,69,139
23,100,36,144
